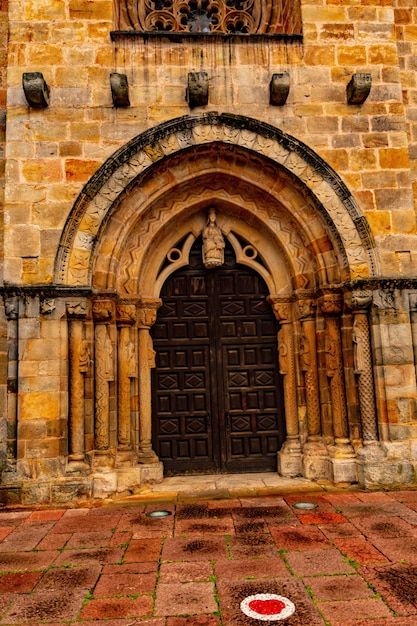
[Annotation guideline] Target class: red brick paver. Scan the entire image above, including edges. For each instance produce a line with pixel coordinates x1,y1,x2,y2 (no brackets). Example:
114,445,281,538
0,489,417,625
154,582,217,617
79,596,153,620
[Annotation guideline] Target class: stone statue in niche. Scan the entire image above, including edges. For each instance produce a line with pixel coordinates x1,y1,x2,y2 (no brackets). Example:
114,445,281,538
202,209,225,268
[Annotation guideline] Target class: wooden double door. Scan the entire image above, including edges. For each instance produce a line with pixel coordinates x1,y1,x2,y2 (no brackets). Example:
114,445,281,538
151,238,285,474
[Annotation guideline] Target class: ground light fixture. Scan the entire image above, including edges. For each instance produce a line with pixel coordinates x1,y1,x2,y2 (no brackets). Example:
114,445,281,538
292,501,318,510
146,510,172,518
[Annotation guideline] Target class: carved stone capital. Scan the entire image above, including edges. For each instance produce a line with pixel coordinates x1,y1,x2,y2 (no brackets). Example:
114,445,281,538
137,298,162,328
92,299,114,322
373,289,398,311
319,293,343,316
40,298,56,315
345,289,372,311
66,299,88,319
297,298,316,320
116,304,137,326
4,297,18,320
268,296,292,323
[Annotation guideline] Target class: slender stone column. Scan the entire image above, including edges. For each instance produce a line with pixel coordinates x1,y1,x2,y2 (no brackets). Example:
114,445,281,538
268,297,302,477
137,298,161,463
298,298,329,478
4,297,19,480
351,290,385,461
92,300,115,456
298,299,327,448
116,304,137,452
320,293,355,459
66,299,90,470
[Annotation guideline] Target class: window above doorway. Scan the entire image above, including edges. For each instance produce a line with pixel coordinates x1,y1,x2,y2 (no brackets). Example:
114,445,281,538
115,0,302,36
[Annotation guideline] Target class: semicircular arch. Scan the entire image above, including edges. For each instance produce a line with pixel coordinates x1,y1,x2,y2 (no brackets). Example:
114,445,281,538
55,113,379,290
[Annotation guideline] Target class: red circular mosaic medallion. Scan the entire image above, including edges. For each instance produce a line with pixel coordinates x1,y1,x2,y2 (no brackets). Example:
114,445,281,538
240,594,295,621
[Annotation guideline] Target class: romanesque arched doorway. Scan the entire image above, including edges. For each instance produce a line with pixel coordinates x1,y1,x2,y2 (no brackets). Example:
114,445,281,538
151,236,285,475
52,114,386,495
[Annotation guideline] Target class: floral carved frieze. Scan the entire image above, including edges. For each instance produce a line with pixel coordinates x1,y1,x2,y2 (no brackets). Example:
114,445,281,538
117,0,293,35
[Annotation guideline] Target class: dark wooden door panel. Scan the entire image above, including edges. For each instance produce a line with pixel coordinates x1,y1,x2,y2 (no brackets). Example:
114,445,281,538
152,237,285,474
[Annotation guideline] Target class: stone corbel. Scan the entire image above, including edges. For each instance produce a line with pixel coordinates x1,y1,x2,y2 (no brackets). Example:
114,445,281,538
22,72,50,108
346,72,371,105
186,72,209,108
110,73,130,107
270,72,290,106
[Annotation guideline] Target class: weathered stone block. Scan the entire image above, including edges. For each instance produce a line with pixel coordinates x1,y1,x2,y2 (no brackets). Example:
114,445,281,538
65,159,101,182
21,481,51,505
93,472,117,498
20,391,60,420
140,462,164,483
5,225,40,257
379,148,410,169
51,478,93,503
357,460,415,488
331,458,358,484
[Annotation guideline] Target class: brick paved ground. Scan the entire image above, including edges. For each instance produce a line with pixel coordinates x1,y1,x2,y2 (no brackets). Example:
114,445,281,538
1,490,417,625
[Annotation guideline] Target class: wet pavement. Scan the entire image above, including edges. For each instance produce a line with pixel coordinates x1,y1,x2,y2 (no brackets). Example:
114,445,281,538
1,482,417,624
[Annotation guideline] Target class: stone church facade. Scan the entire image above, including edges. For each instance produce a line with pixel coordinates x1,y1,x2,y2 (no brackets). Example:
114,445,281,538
0,0,417,504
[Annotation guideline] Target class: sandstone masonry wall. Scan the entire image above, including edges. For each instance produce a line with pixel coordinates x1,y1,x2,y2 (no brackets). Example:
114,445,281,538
2,0,417,500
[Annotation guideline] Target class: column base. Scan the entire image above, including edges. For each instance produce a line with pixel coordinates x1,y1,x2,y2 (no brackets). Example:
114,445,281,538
66,460,90,476
328,439,356,459
330,457,358,484
92,450,115,471
303,437,328,457
356,441,386,461
138,448,159,464
302,454,331,480
278,449,302,477
357,458,414,488
115,449,137,467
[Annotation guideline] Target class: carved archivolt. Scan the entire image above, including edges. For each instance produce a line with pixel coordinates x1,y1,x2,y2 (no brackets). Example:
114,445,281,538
116,0,300,35
116,182,314,297
56,114,378,291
